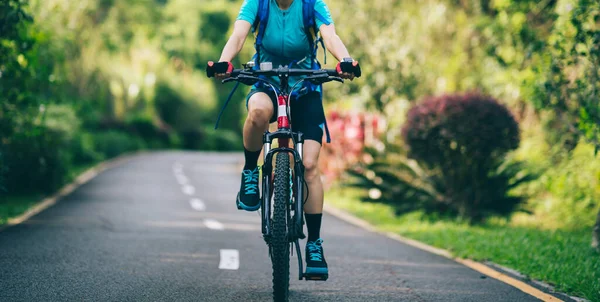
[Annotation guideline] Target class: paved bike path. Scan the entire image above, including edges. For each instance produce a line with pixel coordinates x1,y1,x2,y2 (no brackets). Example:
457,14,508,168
0,152,540,301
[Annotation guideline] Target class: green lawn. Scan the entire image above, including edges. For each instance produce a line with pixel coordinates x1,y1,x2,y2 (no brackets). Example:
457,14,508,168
0,162,99,226
326,188,600,302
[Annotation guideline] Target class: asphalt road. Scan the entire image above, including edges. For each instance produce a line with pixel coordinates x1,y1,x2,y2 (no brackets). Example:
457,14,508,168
0,152,541,301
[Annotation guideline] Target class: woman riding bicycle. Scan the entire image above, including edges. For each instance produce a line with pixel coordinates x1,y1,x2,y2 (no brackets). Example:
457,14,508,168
209,0,360,277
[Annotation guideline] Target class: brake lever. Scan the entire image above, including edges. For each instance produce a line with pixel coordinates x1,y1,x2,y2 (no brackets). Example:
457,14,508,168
307,74,329,85
222,74,257,85
329,77,344,83
222,77,238,84
238,75,258,85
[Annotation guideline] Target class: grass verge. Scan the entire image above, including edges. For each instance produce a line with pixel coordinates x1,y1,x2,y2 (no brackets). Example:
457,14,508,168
0,162,100,226
326,187,600,302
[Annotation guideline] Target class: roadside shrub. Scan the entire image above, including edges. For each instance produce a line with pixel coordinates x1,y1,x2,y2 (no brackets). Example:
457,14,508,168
201,127,241,151
71,131,104,164
319,110,385,186
2,104,80,193
180,129,205,150
93,131,143,159
400,93,523,222
349,93,533,223
125,113,169,149
3,128,71,194
0,151,6,193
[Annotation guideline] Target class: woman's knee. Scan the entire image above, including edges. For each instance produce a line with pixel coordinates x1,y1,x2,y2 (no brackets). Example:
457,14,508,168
248,93,273,126
303,155,320,181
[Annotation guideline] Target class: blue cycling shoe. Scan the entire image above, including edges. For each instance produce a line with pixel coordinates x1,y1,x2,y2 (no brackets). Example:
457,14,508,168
305,238,328,280
236,167,260,211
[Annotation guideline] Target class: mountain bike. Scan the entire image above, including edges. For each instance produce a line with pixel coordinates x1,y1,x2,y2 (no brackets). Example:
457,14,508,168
208,61,351,301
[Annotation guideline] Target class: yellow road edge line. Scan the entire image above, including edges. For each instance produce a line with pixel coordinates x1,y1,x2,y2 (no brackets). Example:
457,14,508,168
1,153,140,230
322,204,564,302
455,258,563,302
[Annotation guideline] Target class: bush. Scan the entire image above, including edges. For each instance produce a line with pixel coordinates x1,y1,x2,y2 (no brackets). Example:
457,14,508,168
71,132,104,164
93,131,143,159
3,128,72,194
202,127,241,151
124,113,169,149
180,129,205,150
0,151,6,193
400,93,524,222
349,93,533,223
319,110,385,186
1,104,80,194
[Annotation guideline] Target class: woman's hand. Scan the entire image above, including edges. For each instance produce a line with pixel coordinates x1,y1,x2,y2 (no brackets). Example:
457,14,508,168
206,61,234,79
336,59,361,81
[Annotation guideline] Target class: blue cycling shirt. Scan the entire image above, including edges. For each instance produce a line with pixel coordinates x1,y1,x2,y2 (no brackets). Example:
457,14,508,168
237,0,334,90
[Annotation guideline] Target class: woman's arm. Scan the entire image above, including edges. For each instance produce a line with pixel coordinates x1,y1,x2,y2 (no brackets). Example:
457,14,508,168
319,23,358,79
218,20,252,62
319,24,351,62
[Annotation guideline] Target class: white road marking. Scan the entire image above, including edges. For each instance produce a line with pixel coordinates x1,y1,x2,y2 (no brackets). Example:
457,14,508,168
175,174,188,185
182,185,195,196
204,219,225,230
173,162,183,173
189,198,206,211
219,249,239,270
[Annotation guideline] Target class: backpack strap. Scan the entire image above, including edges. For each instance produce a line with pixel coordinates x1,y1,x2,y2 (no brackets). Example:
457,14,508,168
253,0,270,67
302,0,332,143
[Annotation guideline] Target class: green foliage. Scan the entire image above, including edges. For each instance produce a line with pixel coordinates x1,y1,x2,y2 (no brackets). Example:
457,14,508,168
513,142,600,230
0,0,245,197
71,132,104,165
533,0,600,147
93,131,144,159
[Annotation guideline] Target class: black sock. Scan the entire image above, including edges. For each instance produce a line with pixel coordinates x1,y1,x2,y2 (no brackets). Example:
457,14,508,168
305,213,322,242
243,148,261,170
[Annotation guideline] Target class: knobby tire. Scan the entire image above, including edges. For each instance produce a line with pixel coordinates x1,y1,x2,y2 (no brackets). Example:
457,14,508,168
271,152,291,301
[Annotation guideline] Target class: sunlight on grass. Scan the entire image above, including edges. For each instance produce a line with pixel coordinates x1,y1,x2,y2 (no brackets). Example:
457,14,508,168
326,187,600,301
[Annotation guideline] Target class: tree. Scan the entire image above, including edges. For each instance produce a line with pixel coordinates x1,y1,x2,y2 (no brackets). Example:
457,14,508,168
530,0,600,251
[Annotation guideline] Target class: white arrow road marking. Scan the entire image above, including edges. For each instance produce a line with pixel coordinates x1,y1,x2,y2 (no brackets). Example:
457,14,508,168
182,185,195,196
204,219,225,230
219,249,239,270
189,198,206,211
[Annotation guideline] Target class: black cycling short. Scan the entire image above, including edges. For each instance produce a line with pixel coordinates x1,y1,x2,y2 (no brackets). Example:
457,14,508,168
246,89,325,144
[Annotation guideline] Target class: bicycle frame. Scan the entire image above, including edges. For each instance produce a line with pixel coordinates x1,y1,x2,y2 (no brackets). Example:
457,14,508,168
259,73,307,280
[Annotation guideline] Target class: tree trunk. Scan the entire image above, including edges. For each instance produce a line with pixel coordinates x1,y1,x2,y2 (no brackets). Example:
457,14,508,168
593,209,600,253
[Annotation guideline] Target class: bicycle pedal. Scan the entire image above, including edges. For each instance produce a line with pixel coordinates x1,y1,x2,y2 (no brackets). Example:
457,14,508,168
303,273,328,281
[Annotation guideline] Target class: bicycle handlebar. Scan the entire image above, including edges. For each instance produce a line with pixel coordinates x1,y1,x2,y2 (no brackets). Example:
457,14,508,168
207,62,344,86
229,68,339,78
223,68,344,88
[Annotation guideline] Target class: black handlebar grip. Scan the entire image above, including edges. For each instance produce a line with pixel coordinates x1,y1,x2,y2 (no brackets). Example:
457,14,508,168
339,61,362,78
206,61,233,78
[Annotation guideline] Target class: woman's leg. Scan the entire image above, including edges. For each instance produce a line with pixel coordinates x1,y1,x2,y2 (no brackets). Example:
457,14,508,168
237,91,274,211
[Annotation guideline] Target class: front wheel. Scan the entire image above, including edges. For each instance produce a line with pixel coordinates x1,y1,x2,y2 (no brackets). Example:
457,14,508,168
271,152,291,301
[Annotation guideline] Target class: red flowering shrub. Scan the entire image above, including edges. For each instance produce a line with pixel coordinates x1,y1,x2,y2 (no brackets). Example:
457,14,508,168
402,93,519,170
400,93,523,222
318,111,384,186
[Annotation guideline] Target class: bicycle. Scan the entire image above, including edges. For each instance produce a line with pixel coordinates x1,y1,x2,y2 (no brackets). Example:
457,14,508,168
207,61,353,301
